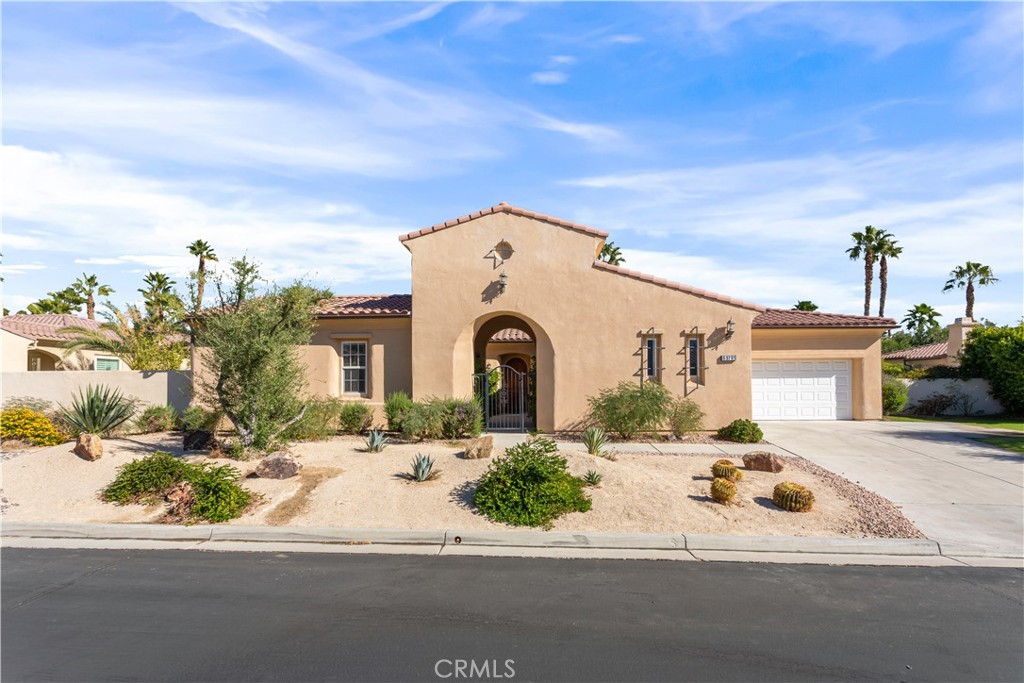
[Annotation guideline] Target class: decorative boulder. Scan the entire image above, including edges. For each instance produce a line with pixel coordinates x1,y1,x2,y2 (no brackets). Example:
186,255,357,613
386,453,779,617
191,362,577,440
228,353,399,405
743,451,785,473
463,435,493,460
183,430,215,451
73,433,103,461
254,452,300,479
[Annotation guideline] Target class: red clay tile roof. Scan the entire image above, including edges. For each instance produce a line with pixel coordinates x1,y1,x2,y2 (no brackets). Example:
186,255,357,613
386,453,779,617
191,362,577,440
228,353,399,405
315,294,412,317
399,203,609,246
592,261,766,312
883,341,949,361
753,309,897,329
0,314,112,342
489,328,533,343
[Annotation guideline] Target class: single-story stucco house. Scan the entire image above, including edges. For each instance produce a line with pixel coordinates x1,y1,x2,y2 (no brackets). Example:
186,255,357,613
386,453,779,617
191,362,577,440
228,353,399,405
200,203,898,431
883,317,976,369
1,314,129,372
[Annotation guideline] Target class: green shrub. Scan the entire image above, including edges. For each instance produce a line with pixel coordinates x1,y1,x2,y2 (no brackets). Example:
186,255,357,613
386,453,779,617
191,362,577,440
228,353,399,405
400,401,445,441
437,397,483,439
882,376,909,415
384,391,414,432
960,324,1024,414
587,381,673,440
102,451,251,523
0,407,66,446
283,396,342,441
667,399,705,437
473,438,592,528
59,384,137,436
338,401,373,434
177,406,221,432
906,392,953,417
135,405,177,434
716,419,763,443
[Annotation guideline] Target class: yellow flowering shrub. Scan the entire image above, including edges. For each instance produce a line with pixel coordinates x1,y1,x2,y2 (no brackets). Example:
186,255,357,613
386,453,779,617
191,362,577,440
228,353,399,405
0,407,67,447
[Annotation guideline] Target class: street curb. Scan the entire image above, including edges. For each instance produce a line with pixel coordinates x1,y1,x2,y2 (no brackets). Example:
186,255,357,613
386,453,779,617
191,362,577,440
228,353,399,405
5,521,1012,559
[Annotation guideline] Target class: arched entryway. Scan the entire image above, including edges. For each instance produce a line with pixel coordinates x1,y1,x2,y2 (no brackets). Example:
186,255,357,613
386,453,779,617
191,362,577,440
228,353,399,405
466,313,553,432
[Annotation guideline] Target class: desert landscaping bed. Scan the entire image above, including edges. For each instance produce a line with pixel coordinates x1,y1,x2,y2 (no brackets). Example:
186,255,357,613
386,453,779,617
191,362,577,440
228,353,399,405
1,433,921,538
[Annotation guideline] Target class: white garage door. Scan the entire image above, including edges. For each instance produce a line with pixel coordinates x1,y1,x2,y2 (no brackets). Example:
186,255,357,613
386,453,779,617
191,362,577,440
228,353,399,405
752,360,852,421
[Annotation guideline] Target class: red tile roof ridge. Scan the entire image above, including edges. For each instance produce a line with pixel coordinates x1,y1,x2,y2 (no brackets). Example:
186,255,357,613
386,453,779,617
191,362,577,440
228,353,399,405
882,341,949,361
592,261,766,312
754,308,897,329
398,203,609,245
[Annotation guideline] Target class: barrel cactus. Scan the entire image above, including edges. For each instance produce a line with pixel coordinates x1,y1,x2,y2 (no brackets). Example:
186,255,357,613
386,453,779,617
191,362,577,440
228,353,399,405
710,477,737,504
772,482,815,512
711,459,744,482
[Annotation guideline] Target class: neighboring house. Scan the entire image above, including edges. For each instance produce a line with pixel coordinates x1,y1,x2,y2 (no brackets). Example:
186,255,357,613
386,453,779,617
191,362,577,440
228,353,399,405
0,314,128,372
195,203,897,430
883,318,976,369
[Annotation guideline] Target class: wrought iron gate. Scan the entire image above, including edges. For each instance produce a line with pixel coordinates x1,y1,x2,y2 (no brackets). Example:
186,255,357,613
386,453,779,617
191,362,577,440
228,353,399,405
473,364,528,432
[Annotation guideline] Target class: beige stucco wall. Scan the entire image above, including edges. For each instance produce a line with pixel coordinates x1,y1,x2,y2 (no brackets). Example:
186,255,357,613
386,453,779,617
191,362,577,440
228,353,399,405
406,213,761,431
751,328,885,419
2,331,31,371
484,342,533,367
2,370,192,412
1,332,131,372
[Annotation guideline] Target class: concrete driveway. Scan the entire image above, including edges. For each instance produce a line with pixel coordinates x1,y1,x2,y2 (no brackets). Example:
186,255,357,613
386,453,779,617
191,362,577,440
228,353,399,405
761,421,1023,557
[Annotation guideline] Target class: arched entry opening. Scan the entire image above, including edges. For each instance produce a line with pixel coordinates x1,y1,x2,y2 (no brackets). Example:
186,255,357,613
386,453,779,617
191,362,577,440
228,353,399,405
469,313,551,432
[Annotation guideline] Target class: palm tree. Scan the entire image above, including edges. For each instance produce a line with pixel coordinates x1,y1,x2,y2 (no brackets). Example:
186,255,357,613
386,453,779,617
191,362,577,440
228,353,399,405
61,303,188,371
943,262,999,319
72,273,114,320
139,271,181,323
901,303,941,343
846,226,883,316
599,242,626,266
875,231,902,318
793,301,819,311
187,240,218,312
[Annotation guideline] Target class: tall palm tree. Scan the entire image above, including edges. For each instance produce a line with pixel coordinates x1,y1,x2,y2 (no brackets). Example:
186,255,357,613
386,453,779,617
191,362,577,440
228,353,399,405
846,226,883,316
61,303,188,371
901,303,941,343
187,240,218,312
875,231,902,318
793,301,819,311
599,242,626,266
139,271,181,323
943,262,999,319
72,273,115,320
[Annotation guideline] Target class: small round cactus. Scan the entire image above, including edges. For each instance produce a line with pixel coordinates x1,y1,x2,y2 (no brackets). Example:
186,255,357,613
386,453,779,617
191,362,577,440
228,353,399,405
711,459,744,482
772,482,814,512
710,477,737,504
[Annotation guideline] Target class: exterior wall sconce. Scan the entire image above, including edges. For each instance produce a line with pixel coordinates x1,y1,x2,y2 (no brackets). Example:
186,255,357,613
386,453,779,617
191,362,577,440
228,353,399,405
726,319,735,339
498,271,508,294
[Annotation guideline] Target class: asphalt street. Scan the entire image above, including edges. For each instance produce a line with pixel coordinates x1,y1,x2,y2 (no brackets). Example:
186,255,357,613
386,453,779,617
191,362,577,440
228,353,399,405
1,548,1021,682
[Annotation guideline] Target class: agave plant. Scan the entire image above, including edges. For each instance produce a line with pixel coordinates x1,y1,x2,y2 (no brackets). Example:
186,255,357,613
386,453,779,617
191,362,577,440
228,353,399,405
582,470,603,487
405,453,439,482
365,429,389,453
60,384,137,436
581,426,607,456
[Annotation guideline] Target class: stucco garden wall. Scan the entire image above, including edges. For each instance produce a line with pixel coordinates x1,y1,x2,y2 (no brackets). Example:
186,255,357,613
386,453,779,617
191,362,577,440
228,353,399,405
900,378,1003,416
1,370,192,412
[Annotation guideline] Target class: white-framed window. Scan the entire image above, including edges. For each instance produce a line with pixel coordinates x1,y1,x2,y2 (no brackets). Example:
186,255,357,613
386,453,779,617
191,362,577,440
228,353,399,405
341,341,368,395
643,334,662,382
686,336,702,382
94,356,120,371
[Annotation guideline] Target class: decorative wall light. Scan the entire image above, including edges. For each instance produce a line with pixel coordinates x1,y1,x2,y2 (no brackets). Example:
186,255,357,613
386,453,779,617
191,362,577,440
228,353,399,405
498,271,509,294
726,319,735,339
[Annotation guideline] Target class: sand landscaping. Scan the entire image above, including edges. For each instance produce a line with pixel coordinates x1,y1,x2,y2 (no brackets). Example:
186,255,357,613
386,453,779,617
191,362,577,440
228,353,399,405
0,433,922,538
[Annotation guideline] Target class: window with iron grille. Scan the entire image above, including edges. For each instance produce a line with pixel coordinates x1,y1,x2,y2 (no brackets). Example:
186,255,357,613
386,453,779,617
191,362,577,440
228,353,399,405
686,336,702,382
642,334,662,382
341,342,367,394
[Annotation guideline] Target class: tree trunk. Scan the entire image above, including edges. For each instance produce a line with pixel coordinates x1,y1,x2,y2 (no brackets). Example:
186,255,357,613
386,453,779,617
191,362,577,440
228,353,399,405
863,254,874,316
878,256,888,317
195,257,206,313
966,281,975,319
87,293,95,320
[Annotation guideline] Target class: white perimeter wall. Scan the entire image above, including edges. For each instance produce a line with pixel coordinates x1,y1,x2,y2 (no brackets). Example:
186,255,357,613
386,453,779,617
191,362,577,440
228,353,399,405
2,371,192,412
900,378,1003,416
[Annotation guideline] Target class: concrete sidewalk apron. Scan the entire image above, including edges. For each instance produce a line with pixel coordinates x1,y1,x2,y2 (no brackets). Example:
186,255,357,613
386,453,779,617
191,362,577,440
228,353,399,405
761,420,1024,557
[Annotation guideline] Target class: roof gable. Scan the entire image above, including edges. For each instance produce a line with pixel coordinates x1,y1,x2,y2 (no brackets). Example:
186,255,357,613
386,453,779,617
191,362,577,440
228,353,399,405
0,314,108,342
399,203,608,247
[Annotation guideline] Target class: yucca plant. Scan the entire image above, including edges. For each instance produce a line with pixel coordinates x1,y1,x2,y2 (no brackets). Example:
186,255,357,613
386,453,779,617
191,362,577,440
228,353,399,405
60,384,137,436
582,470,603,487
365,429,389,453
404,453,439,482
581,426,607,456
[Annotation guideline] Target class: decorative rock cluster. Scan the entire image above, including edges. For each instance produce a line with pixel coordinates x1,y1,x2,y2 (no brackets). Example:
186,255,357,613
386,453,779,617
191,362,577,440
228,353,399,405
743,451,785,473
73,434,103,461
254,452,301,479
463,435,493,460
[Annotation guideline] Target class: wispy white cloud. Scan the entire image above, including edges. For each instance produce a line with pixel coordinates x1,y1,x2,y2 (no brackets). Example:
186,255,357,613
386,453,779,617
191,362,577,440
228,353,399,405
74,258,125,266
0,262,47,277
456,3,527,35
957,3,1024,112
530,70,568,86
608,34,644,45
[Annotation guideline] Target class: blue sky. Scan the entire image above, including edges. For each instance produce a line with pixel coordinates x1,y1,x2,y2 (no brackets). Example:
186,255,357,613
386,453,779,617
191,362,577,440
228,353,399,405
2,2,1022,326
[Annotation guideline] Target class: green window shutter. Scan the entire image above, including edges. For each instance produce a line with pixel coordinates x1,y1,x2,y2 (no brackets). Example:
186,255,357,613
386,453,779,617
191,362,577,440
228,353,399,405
95,358,120,371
